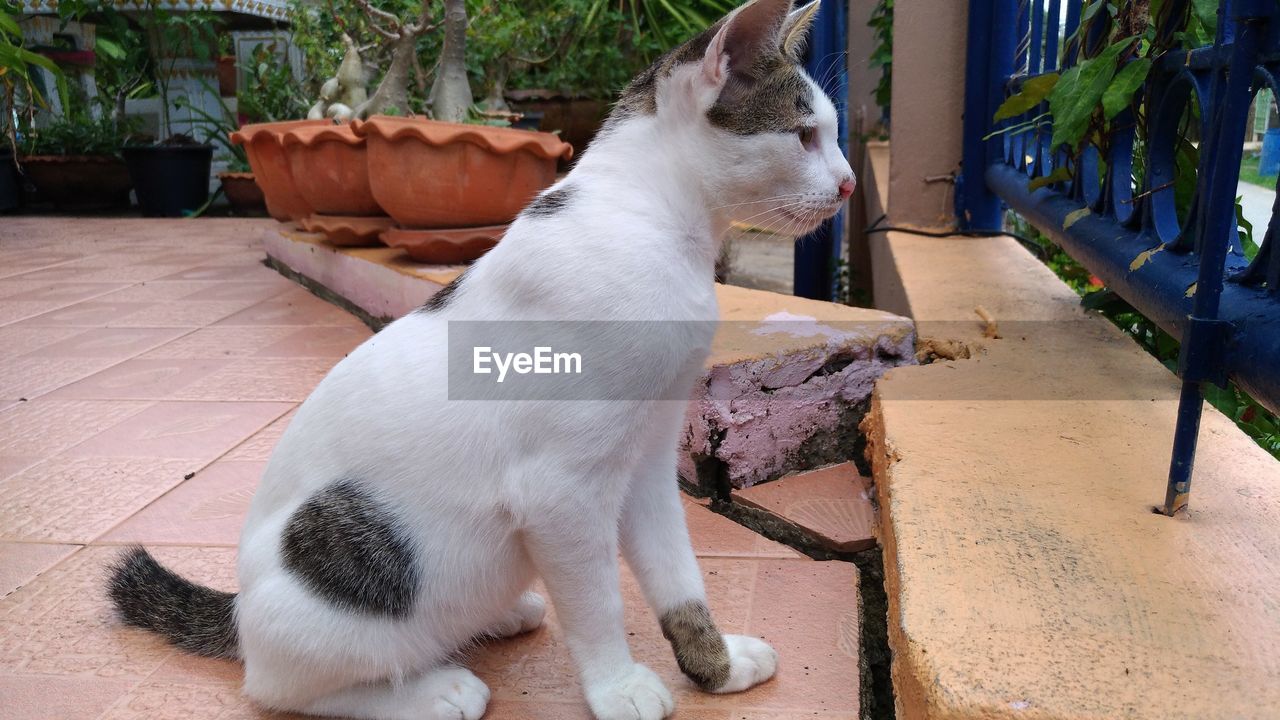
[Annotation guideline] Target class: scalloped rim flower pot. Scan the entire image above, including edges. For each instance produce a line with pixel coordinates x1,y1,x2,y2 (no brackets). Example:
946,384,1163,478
353,116,572,229
300,214,395,247
230,119,329,222
380,225,507,263
281,122,383,217
218,172,267,216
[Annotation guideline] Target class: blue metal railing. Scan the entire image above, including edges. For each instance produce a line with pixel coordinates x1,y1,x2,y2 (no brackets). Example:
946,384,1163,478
958,0,1280,515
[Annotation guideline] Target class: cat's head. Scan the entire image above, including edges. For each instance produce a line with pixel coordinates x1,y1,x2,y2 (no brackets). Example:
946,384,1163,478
612,0,854,236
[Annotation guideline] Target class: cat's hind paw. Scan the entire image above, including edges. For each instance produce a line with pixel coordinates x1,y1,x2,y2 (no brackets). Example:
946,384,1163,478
585,663,675,720
709,634,778,694
486,591,546,639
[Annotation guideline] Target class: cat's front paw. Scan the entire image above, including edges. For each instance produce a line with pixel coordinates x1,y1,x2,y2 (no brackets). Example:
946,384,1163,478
585,663,674,720
709,635,778,694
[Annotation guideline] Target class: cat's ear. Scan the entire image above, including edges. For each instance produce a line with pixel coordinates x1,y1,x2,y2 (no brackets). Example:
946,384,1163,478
701,0,793,87
780,0,821,63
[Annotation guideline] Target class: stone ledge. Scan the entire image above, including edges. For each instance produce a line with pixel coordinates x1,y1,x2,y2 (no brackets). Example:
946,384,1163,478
867,230,1280,720
261,225,917,492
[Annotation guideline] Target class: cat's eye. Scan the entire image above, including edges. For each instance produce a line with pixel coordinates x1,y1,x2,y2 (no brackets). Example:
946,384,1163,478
797,126,815,148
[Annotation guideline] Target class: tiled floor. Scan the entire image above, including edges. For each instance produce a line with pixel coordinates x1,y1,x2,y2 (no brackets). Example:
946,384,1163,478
0,219,861,719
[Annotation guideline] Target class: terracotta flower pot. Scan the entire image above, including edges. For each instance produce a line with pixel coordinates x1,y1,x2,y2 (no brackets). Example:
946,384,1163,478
505,90,608,160
21,155,133,210
353,116,573,229
281,123,382,217
218,172,267,216
217,56,237,97
230,119,328,222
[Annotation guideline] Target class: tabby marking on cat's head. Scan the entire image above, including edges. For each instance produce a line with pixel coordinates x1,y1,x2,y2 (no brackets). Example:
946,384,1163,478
608,0,853,237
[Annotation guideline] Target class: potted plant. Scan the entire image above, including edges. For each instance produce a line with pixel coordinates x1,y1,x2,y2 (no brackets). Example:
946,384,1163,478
1,4,68,211
120,4,219,217
21,111,137,210
216,33,236,97
177,89,267,216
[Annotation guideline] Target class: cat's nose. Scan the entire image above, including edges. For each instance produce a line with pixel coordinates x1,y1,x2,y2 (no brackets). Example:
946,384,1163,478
838,177,856,200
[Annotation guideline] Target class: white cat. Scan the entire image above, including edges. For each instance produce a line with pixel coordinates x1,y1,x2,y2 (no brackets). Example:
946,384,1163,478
108,1,854,718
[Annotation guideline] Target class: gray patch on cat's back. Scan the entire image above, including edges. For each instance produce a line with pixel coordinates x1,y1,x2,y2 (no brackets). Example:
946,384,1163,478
523,184,576,218
660,600,731,690
417,267,470,313
281,480,420,617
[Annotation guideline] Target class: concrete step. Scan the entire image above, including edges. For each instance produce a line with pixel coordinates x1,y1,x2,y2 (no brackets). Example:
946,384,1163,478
729,461,877,554
262,226,917,494
870,229,1280,720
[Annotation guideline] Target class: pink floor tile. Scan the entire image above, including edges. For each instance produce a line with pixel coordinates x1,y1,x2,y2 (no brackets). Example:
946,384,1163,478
214,292,366,327
0,250,86,277
99,281,240,303
0,456,195,542
0,299,90,326
15,300,151,327
0,545,233,679
0,542,79,597
62,401,294,461
731,463,877,553
0,356,122,401
683,500,803,559
173,359,341,402
21,327,190,359
140,327,300,360
100,461,266,547
179,282,294,304
0,399,151,457
97,680,277,720
157,265,279,283
221,409,296,462
0,281,129,304
253,325,371,358
0,455,42,481
471,559,859,715
0,326,86,358
101,302,256,328
0,674,139,720
43,359,234,401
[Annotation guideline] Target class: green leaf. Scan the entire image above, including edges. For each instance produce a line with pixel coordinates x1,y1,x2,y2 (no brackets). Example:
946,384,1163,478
1048,37,1134,150
995,73,1059,121
0,11,21,40
95,36,125,61
1028,166,1072,191
1236,197,1258,261
1191,0,1217,36
1102,58,1151,119
1064,207,1092,229
1080,0,1106,25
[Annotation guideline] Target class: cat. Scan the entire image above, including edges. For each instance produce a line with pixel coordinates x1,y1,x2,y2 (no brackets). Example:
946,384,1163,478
107,1,854,718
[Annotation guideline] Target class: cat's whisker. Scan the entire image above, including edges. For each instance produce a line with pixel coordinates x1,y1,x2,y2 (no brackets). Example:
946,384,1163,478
711,194,807,211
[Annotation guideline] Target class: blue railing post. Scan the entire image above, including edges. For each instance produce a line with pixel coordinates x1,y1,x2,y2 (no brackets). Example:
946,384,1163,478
1163,0,1270,516
971,0,1280,516
794,0,848,301
957,0,1016,231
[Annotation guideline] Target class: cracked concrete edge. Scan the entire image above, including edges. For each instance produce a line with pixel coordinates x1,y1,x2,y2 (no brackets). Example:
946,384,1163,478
862,388,939,720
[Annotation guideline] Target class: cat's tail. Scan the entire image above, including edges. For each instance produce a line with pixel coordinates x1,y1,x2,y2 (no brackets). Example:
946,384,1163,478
107,546,240,660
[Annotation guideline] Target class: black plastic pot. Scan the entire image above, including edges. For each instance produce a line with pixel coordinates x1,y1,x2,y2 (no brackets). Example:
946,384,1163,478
123,144,213,217
0,150,20,213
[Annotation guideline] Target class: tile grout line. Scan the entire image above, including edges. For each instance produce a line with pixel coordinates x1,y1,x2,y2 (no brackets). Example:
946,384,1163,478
82,402,298,547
